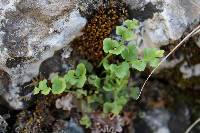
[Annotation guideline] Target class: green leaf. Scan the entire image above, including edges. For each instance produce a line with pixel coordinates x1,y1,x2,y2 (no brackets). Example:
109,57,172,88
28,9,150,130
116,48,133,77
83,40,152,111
155,50,164,57
103,81,114,91
33,79,51,95
149,58,159,67
123,30,134,41
64,64,86,88
75,63,86,77
143,48,164,68
130,87,140,100
87,95,101,104
65,82,72,90
110,62,130,79
111,103,123,115
115,96,128,106
121,43,137,61
103,102,113,114
33,87,40,95
103,59,110,70
76,75,87,88
143,48,156,60
64,70,77,85
103,38,113,53
104,99,125,115
109,45,125,55
124,19,139,30
131,60,146,71
116,26,133,41
144,48,164,60
41,87,51,95
76,89,87,98
79,60,93,73
116,26,127,36
88,75,101,88
80,115,91,128
103,38,125,55
51,76,66,94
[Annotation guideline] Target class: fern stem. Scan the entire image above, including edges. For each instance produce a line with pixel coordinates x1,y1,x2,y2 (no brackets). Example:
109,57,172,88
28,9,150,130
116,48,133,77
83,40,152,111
98,53,112,67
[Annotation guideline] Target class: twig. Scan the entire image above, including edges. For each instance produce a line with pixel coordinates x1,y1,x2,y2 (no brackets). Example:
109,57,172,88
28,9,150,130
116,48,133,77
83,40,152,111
136,24,200,100
190,0,200,10
185,118,200,133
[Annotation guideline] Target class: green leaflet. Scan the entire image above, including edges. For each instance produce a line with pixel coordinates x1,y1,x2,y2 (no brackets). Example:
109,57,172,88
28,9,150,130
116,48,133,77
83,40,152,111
64,70,77,85
64,63,87,88
80,115,91,128
76,89,87,99
103,38,125,55
143,48,164,68
124,19,139,30
76,63,86,77
51,76,66,94
130,87,140,100
33,79,51,95
79,60,93,73
116,26,133,41
121,43,137,61
103,78,114,92
88,75,101,88
103,96,127,115
131,59,147,71
110,62,130,79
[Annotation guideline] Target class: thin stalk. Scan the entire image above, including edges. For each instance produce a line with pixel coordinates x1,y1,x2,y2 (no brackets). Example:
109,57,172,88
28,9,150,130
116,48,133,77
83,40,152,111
185,118,200,133
137,24,200,100
98,53,112,67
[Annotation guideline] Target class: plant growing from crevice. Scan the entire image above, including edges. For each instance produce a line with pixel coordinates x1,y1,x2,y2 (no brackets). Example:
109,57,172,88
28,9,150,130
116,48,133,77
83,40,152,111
34,19,164,128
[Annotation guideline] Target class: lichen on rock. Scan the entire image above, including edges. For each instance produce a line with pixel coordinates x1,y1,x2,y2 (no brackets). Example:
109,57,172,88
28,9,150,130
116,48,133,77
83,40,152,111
0,0,87,109
127,0,200,48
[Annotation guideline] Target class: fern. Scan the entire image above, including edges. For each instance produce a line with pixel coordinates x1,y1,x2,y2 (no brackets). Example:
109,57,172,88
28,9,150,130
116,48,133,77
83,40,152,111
34,19,164,128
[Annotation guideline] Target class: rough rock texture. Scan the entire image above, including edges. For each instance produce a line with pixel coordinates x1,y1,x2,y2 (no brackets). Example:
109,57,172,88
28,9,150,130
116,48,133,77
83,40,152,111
127,0,200,47
0,0,87,109
0,115,8,133
127,0,200,90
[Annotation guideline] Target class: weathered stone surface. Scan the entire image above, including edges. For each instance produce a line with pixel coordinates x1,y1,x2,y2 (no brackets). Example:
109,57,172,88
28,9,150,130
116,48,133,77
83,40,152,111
127,0,200,47
0,0,87,109
0,115,8,133
127,0,200,84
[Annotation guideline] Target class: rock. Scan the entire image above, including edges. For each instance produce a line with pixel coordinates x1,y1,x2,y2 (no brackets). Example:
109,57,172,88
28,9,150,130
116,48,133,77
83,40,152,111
0,0,87,109
180,62,200,79
0,115,8,133
168,105,190,133
143,108,171,133
194,34,200,48
127,0,200,48
55,94,75,111
53,119,84,133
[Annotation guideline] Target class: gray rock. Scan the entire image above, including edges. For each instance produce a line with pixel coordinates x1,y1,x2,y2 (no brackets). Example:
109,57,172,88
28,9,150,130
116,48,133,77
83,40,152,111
0,0,87,109
180,62,200,79
53,119,84,133
0,115,7,133
168,105,191,133
127,0,200,48
143,108,171,133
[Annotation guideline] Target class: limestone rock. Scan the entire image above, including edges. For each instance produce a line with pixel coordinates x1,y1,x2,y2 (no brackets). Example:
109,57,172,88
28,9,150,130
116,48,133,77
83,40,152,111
127,0,200,47
0,0,87,109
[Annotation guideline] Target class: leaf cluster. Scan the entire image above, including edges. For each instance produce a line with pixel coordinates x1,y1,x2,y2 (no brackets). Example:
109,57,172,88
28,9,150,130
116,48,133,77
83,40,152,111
34,19,164,128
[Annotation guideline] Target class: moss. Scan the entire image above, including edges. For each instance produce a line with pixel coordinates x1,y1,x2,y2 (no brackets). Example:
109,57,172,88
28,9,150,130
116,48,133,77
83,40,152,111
15,95,58,133
159,38,200,89
72,1,128,65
